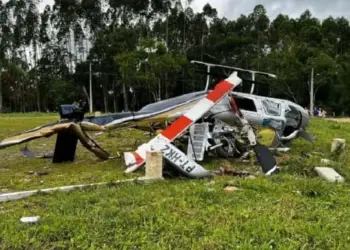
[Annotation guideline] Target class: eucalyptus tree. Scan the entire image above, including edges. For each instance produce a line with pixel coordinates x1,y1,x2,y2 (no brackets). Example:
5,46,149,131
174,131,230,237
0,0,13,112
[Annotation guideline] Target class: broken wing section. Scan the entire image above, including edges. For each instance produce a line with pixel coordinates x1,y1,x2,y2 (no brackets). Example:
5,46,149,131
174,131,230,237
0,121,63,149
0,121,109,160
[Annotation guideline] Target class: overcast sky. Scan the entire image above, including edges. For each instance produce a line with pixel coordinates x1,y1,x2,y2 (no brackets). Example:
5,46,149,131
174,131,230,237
38,0,349,20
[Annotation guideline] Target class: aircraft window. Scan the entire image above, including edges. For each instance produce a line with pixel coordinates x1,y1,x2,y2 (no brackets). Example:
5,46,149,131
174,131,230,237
234,97,257,112
262,99,281,116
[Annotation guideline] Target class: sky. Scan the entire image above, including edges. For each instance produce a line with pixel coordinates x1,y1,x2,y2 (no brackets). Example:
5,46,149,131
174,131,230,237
38,0,350,20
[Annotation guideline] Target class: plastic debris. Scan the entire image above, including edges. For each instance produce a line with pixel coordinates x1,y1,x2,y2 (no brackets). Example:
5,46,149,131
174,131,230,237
224,186,240,193
20,216,40,224
314,167,345,183
214,168,250,178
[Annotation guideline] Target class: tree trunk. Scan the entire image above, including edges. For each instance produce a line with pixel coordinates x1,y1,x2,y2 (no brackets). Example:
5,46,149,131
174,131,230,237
165,73,169,99
34,41,41,112
310,68,314,115
36,83,41,112
103,77,108,113
0,64,2,113
158,79,161,101
122,79,129,111
166,15,169,48
113,80,117,112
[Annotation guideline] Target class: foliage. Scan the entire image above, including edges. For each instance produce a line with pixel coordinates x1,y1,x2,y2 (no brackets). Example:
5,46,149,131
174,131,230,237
0,2,350,114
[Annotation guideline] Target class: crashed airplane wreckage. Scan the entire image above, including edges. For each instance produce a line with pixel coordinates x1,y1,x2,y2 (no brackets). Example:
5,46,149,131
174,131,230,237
0,62,315,178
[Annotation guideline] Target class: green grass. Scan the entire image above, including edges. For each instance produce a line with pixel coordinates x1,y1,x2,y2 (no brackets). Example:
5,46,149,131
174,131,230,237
1,116,350,249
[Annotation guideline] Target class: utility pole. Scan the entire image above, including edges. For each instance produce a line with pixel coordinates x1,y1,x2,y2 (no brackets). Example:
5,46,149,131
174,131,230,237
89,62,93,113
310,68,314,116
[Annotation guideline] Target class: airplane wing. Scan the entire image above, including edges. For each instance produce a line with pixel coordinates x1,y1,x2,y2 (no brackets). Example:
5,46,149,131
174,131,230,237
124,72,242,176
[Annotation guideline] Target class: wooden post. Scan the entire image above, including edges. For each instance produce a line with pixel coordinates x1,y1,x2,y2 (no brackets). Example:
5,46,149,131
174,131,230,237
145,151,163,179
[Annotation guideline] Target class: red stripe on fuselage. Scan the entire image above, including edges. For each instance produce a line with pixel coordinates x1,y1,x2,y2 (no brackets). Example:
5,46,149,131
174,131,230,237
161,116,193,141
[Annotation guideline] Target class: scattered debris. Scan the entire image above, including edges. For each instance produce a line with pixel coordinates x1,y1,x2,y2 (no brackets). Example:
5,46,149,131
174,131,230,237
20,216,40,224
213,168,250,178
321,159,334,166
224,186,240,193
246,175,256,180
314,167,345,183
20,146,54,159
331,138,346,154
300,152,312,159
26,171,49,176
270,148,291,153
35,171,49,177
276,155,291,165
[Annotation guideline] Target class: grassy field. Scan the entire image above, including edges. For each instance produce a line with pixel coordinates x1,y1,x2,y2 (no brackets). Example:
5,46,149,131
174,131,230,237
1,115,350,249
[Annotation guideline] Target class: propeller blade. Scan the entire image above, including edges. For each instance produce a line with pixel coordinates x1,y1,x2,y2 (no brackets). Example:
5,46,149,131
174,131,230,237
253,143,280,175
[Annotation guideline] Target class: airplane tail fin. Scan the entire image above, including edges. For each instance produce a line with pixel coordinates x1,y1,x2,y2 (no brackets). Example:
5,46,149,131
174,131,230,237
124,151,145,173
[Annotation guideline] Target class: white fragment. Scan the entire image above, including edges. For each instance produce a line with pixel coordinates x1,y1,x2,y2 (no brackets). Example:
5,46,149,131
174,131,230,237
314,167,345,183
270,148,291,153
20,216,40,224
246,175,257,180
321,159,334,166
224,186,240,193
